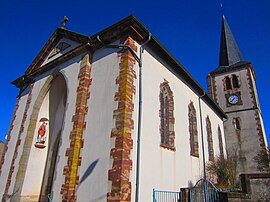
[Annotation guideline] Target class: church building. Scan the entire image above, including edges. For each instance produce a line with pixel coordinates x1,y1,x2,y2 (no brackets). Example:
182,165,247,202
0,15,267,202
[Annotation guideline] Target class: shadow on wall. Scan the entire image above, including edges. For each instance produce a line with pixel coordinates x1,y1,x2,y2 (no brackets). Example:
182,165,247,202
77,159,99,190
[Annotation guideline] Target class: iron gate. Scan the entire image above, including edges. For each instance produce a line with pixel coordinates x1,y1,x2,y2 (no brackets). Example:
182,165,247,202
153,189,181,202
189,179,220,202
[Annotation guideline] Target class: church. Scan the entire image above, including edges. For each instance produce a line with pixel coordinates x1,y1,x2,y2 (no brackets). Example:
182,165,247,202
0,15,267,202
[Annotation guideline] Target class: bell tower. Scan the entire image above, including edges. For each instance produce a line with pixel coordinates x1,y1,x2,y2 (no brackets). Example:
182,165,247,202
207,15,268,174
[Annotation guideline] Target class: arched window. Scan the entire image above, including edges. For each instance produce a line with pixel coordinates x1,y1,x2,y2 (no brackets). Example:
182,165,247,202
206,116,214,161
225,76,232,90
218,126,224,158
160,80,175,151
188,102,199,157
232,74,240,88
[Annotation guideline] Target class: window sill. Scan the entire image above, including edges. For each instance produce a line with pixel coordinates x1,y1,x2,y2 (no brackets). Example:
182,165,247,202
160,143,176,152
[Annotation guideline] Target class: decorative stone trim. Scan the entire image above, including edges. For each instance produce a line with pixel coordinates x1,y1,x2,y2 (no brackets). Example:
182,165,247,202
246,67,257,108
212,76,218,105
254,111,266,149
0,98,20,176
188,102,199,157
206,116,214,161
107,37,137,202
2,84,34,201
246,67,266,149
207,74,219,105
159,80,175,151
60,54,91,202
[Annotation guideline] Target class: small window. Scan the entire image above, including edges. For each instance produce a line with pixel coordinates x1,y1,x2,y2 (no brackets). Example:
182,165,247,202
48,42,71,59
225,77,232,90
234,118,241,130
232,75,240,88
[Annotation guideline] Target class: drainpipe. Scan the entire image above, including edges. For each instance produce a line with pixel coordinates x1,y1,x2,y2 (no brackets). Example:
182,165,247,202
96,34,152,202
198,91,207,202
135,34,151,202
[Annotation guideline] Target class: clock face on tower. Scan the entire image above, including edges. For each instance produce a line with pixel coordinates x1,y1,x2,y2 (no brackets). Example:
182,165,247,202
228,94,239,105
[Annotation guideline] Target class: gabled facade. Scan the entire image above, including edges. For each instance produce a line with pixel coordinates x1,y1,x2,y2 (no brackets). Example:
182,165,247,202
0,16,226,202
207,16,268,174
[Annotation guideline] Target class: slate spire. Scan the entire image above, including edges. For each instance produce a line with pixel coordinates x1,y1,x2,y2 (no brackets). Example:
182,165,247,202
219,15,244,67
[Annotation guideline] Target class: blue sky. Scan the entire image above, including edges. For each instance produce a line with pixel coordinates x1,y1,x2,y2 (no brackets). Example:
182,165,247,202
1,0,269,144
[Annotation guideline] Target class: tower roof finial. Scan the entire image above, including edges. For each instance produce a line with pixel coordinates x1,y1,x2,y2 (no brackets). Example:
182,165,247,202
220,3,224,16
61,16,68,29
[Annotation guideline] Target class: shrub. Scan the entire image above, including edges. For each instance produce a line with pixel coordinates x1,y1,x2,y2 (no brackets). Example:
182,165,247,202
206,153,237,188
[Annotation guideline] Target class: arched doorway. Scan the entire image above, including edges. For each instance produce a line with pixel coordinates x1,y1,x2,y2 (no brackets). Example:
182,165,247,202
39,74,67,201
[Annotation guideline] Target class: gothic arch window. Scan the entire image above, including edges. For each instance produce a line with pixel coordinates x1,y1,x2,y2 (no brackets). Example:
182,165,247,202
188,102,199,157
206,116,214,161
225,76,232,90
159,80,175,151
218,125,224,158
232,74,240,88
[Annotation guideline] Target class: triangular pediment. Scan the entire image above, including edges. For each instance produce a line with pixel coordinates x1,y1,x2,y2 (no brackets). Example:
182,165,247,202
24,28,89,76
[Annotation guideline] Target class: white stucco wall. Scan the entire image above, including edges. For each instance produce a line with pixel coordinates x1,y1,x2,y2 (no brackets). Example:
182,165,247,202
76,48,120,202
138,47,225,201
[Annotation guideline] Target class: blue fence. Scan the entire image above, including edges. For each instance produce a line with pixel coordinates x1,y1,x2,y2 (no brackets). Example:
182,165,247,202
153,189,181,202
189,179,220,202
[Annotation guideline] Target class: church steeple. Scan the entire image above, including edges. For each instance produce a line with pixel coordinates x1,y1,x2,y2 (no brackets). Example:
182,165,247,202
219,15,244,67
208,14,268,175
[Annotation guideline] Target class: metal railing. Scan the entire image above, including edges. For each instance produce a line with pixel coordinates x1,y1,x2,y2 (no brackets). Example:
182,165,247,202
153,188,181,202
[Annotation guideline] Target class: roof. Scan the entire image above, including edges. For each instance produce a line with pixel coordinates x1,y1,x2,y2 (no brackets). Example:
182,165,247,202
12,15,227,119
219,15,244,66
211,16,251,75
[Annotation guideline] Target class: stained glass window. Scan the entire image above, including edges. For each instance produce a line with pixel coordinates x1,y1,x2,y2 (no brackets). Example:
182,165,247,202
189,102,199,157
218,126,224,158
206,116,214,161
159,80,175,151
